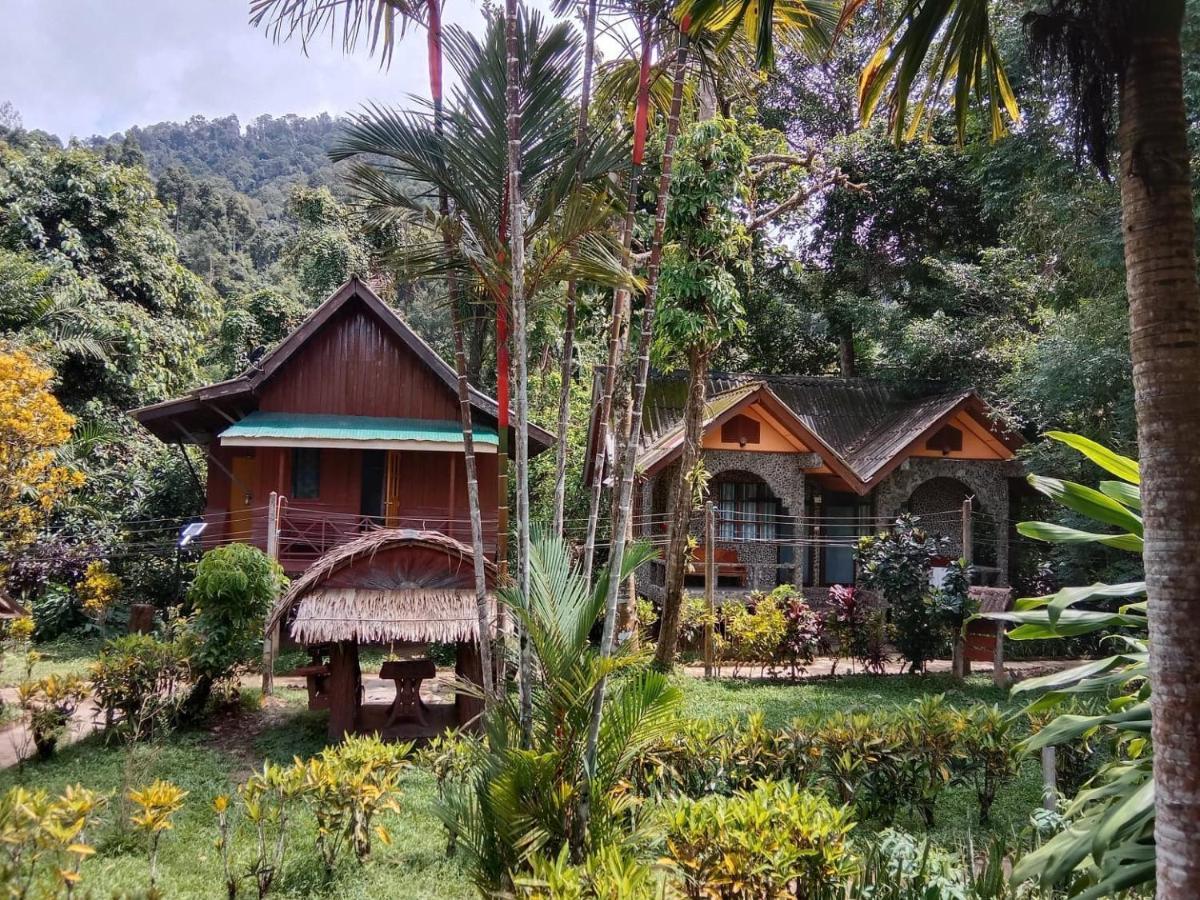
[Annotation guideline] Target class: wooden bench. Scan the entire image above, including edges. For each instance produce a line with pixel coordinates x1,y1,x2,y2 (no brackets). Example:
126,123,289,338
380,659,437,727
685,546,748,587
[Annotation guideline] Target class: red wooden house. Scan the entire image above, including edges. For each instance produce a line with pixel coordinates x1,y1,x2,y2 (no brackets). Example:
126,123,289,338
134,277,551,737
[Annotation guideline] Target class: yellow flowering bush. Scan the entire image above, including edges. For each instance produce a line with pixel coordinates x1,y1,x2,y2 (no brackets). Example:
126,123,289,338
0,345,84,548
77,560,121,629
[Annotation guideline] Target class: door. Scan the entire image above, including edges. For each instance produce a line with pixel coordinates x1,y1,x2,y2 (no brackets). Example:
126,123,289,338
229,455,258,542
823,500,858,585
384,450,404,526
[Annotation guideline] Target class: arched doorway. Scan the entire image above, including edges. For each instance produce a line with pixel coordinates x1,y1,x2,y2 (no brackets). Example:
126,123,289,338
904,477,997,570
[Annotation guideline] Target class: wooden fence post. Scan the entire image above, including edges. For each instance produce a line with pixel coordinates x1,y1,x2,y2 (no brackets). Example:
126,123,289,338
952,497,972,679
261,492,280,696
703,500,716,679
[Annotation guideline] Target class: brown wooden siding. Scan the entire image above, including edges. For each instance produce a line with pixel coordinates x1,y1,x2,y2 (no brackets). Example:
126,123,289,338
258,303,460,420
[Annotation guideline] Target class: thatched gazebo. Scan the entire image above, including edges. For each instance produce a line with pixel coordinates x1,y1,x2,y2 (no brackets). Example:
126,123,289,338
266,528,497,739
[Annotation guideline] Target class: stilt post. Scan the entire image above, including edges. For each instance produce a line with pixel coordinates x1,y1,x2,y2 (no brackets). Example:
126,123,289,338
262,491,281,695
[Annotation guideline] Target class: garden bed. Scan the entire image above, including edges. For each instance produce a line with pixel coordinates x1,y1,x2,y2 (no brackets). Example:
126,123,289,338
0,671,1052,898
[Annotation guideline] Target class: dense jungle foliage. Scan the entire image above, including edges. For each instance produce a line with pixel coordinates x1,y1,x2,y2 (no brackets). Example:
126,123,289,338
3,4,1199,606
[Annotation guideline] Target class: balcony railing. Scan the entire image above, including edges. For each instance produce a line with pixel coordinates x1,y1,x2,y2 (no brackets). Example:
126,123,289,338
197,504,499,571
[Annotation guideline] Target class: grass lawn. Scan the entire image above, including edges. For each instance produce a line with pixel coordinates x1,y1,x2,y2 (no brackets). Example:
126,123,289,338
0,634,105,687
0,659,1047,898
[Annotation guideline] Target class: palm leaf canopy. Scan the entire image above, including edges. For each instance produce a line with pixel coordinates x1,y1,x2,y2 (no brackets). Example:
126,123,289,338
249,0,424,67
332,9,635,306
675,0,839,69
841,0,1019,144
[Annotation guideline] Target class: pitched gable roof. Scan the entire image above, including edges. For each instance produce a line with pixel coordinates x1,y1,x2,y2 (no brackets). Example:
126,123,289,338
618,372,1022,494
133,277,553,452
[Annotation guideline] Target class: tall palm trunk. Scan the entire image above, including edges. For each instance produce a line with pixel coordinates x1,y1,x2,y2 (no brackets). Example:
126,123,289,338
654,345,709,669
580,23,691,834
504,0,534,743
581,23,654,583
1117,7,1200,894
552,0,599,539
429,0,495,704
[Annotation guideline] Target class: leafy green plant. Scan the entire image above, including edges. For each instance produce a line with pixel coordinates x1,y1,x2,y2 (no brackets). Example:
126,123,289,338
664,780,856,899
237,762,304,898
961,705,1022,825
773,586,825,678
517,843,669,899
31,583,80,643
183,543,286,716
0,784,106,899
438,533,681,895
128,779,187,890
857,517,953,672
89,633,189,740
725,595,787,677
982,432,1152,897
299,733,413,874
18,673,88,759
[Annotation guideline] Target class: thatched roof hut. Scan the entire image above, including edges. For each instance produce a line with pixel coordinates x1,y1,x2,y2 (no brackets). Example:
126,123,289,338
267,528,498,645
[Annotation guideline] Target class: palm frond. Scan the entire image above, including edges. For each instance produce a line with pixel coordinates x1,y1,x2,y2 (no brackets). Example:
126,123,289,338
248,0,424,67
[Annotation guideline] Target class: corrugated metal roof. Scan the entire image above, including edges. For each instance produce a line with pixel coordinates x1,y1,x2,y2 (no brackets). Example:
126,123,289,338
639,382,763,470
221,411,499,445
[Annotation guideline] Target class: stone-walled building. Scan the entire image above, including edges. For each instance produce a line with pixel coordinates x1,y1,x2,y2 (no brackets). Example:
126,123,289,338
585,374,1024,603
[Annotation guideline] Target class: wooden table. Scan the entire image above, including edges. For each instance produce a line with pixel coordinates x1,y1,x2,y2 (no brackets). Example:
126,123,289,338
380,659,437,727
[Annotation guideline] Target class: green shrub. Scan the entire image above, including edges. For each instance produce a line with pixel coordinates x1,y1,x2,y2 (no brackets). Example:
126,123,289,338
960,705,1021,824
0,785,107,894
664,781,856,899
856,516,953,672
17,673,88,758
31,583,80,642
725,595,786,676
90,633,190,739
518,844,668,899
183,543,286,715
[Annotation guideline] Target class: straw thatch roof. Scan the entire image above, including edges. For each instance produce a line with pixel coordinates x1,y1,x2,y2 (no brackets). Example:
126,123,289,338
0,590,27,620
267,528,498,645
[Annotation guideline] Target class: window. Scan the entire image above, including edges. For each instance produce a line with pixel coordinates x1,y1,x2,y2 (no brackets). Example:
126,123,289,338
720,414,761,446
717,480,777,541
819,493,870,585
291,448,321,499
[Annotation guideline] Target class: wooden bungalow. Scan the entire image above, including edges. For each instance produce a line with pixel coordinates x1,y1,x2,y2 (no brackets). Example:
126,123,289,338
133,276,552,738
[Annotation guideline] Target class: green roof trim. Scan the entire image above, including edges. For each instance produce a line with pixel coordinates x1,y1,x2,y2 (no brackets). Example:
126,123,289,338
220,412,498,445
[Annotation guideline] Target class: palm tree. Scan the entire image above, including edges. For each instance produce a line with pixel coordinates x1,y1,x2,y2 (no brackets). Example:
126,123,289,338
550,0,600,541
438,532,681,890
249,0,500,700
845,0,1200,892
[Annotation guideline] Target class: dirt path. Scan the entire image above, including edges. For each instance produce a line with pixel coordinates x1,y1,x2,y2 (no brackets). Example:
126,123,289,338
0,687,104,769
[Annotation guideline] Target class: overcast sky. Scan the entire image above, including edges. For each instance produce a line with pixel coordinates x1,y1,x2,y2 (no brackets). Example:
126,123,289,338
2,0,547,140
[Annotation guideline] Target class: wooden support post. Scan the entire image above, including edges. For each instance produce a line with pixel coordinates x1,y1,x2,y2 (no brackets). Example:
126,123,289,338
327,640,362,741
1041,745,1058,810
261,491,281,696
703,500,715,679
993,619,1008,688
952,497,973,679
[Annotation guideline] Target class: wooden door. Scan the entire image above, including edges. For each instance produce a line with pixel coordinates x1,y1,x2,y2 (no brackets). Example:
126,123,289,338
229,455,258,541
384,450,403,526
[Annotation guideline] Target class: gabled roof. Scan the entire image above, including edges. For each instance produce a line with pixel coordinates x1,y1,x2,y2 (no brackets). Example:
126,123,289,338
133,276,553,452
611,372,1023,495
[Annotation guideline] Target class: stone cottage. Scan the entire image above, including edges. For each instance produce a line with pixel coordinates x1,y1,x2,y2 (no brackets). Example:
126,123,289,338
584,374,1024,602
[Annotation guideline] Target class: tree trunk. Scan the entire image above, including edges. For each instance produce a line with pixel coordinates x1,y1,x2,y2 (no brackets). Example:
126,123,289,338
838,325,856,377
581,23,691,818
430,0,494,706
1117,9,1200,895
581,21,654,584
552,0,599,540
504,0,533,744
654,346,710,669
